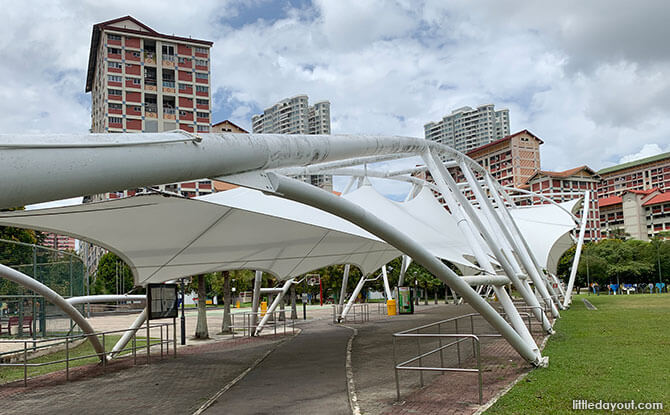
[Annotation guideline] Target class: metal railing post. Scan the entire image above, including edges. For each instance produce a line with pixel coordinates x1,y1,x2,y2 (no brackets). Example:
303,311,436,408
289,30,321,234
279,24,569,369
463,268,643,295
23,341,27,387
66,337,70,380
455,319,461,367
393,336,400,400
438,322,444,369
160,325,164,359
132,332,137,365
146,323,150,364
102,333,106,371
477,340,483,404
173,319,177,358
417,330,423,387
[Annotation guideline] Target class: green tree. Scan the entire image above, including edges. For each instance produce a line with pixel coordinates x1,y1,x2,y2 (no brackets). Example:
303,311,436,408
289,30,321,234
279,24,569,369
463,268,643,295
92,252,133,295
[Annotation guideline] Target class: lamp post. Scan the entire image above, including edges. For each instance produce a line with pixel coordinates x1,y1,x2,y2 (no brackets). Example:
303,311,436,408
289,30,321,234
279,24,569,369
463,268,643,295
180,278,186,345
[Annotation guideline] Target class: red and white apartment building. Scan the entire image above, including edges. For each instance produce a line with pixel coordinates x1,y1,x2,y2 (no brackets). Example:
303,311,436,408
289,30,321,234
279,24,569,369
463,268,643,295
85,16,215,200
462,130,670,241
41,233,76,251
82,16,216,271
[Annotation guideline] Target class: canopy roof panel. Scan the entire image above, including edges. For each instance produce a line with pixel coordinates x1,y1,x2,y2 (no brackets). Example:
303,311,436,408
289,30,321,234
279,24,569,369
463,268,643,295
508,199,580,271
0,190,399,284
343,185,480,269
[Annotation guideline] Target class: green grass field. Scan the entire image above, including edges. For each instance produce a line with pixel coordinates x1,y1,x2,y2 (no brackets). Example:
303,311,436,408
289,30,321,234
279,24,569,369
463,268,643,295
0,335,150,384
486,294,670,414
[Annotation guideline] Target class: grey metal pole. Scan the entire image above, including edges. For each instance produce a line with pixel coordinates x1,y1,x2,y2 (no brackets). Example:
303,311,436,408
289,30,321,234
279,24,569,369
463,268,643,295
267,173,543,365
251,271,262,330
339,264,350,306
180,279,186,345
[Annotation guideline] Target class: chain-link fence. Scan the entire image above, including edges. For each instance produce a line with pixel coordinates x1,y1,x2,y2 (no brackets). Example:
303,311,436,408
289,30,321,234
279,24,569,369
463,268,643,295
0,238,87,339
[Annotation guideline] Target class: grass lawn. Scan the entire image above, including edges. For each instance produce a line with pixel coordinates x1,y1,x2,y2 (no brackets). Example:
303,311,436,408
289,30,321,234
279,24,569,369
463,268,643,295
486,293,670,414
0,335,150,384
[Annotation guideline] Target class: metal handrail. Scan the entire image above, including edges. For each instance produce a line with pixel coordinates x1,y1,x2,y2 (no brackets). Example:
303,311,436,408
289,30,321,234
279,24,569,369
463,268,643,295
0,320,176,386
392,313,504,405
230,310,296,338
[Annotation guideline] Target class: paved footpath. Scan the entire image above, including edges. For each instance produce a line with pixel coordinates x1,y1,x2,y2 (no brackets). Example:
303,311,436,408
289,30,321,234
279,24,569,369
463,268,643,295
204,317,352,415
0,303,539,415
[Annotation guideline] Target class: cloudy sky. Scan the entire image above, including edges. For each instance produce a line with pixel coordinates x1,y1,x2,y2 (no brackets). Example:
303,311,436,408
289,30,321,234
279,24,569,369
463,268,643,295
2,0,669,181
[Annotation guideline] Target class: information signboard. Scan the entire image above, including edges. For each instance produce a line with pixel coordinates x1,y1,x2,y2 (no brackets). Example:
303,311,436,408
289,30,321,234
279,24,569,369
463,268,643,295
147,283,178,320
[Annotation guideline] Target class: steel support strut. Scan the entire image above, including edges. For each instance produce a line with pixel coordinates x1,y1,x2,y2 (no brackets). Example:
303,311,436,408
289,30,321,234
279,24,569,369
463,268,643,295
251,270,263,329
422,151,553,333
267,173,544,365
0,264,106,362
563,190,590,308
255,279,295,335
110,308,147,358
339,264,351,306
459,160,560,318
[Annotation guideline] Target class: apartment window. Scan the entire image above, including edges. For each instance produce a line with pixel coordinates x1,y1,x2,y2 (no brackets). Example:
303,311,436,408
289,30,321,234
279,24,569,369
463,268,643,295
197,125,210,132
178,57,191,64
108,62,122,69
108,47,122,55
108,89,122,96
162,45,175,55
108,103,122,110
196,111,209,118
179,110,190,117
195,47,208,54
195,72,208,80
132,78,141,85
195,59,207,66
108,75,122,82
109,116,123,124
196,98,208,105
133,106,142,112
131,51,141,58
108,34,121,41
178,83,190,90
196,85,208,93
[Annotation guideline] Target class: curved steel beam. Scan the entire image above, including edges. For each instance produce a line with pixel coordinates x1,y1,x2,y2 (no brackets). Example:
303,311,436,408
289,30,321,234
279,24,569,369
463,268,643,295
66,294,146,305
267,173,543,366
0,264,105,362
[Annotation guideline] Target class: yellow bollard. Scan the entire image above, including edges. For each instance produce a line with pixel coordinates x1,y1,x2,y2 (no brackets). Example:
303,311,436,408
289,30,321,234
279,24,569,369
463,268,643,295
260,301,268,317
386,299,397,316
235,300,241,309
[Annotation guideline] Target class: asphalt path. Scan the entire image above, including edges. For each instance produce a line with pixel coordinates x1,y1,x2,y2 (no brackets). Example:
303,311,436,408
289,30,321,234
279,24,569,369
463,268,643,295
204,318,352,415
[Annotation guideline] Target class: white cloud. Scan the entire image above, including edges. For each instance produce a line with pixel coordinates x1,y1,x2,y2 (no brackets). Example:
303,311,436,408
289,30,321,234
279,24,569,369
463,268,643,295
619,144,669,164
1,0,669,198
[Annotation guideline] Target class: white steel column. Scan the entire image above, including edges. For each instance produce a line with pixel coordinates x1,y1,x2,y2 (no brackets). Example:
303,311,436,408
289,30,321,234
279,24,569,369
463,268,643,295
423,151,552,332
340,274,369,322
563,191,590,308
110,308,147,358
397,255,411,287
381,265,393,300
268,173,544,365
251,270,263,329
255,278,295,335
485,175,564,311
339,264,351,306
460,161,560,318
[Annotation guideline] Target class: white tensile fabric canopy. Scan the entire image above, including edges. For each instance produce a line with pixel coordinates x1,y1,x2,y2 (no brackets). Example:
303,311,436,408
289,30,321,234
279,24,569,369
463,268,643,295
0,183,579,286
0,189,399,285
343,185,483,270
507,199,580,274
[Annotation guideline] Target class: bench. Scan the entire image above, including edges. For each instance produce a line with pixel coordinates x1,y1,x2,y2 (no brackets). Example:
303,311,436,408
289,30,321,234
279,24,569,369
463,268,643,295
0,316,33,336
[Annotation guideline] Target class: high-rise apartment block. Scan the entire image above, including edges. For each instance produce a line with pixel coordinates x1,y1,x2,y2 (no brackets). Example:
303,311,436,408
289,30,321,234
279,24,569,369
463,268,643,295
86,16,213,135
424,104,510,153
83,16,215,273
251,95,330,135
251,95,332,190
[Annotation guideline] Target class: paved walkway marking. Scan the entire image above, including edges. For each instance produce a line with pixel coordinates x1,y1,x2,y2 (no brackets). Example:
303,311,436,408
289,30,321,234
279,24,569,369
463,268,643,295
192,330,301,415
582,298,598,310
341,324,361,415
